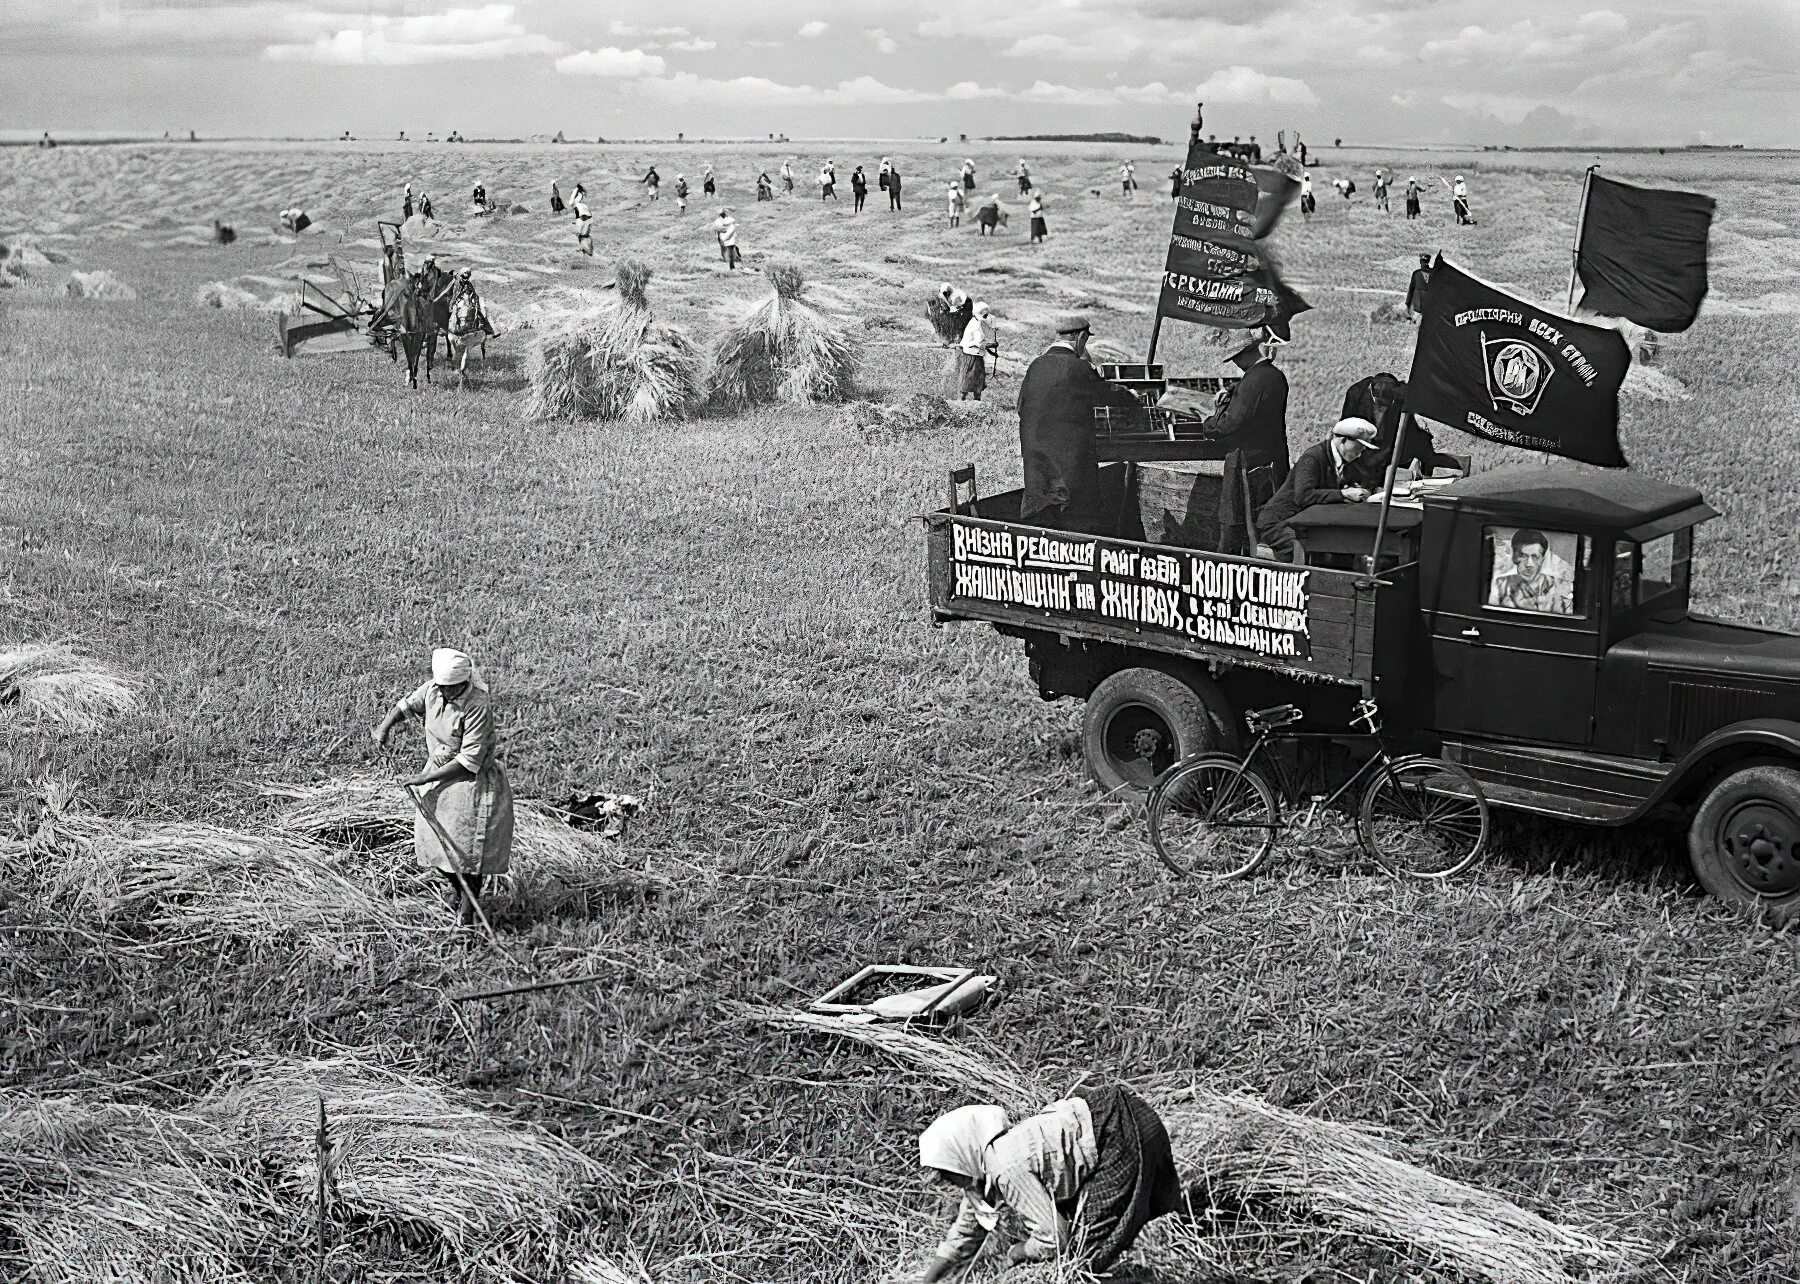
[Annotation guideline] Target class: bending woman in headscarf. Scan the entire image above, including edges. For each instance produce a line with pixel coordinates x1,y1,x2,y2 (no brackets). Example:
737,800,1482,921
916,1083,1183,1280
371,647,515,926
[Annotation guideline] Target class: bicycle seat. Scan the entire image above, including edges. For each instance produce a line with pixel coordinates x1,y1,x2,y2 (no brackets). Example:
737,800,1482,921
1245,703,1304,732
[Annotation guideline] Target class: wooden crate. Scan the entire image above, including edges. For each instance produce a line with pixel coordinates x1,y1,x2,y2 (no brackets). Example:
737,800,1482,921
1137,460,1226,552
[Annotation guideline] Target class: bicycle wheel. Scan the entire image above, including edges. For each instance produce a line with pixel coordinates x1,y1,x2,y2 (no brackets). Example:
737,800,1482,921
1148,756,1279,881
1357,756,1489,878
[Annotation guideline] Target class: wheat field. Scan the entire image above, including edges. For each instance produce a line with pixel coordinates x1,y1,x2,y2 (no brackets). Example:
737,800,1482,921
2,138,1798,1283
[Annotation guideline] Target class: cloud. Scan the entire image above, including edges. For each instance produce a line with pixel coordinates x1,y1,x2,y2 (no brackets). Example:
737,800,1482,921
1195,65,1319,106
555,45,666,77
264,4,562,64
944,80,1006,99
1017,79,1118,106
609,19,687,37
797,20,828,38
868,26,897,53
636,71,932,104
1420,11,1632,67
665,37,716,51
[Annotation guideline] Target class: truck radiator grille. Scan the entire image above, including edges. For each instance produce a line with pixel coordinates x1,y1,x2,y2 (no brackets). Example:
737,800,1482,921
1667,680,1800,754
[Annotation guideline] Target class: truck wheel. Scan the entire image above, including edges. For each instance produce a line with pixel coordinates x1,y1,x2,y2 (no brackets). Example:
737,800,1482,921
1081,667,1231,799
1688,764,1800,922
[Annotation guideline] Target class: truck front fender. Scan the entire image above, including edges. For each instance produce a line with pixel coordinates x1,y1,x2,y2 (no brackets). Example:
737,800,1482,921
1644,718,1800,813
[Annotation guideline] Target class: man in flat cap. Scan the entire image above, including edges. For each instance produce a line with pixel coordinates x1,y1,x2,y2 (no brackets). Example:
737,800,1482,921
1017,314,1142,532
1200,325,1292,485
1254,417,1378,562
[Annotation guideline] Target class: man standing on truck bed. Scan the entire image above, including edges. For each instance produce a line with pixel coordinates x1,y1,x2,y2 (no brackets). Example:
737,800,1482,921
1017,314,1142,533
1200,327,1292,485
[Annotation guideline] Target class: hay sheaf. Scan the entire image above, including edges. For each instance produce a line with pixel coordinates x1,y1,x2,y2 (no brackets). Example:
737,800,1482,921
1369,298,1413,325
836,393,958,442
203,1055,602,1265
0,1091,274,1284
524,261,703,423
196,281,279,311
744,1006,1643,1284
64,270,137,301
708,262,859,409
0,642,139,730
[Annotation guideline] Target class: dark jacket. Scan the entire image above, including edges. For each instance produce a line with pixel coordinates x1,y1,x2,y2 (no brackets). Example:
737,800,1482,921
1256,439,1354,535
1406,268,1431,314
1018,346,1140,531
1339,373,1444,487
1201,359,1290,484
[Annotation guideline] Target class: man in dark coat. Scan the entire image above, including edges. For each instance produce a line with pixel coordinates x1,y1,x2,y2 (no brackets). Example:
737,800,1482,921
1339,372,1448,488
1255,418,1378,561
1201,329,1292,485
1017,314,1142,533
1405,254,1432,318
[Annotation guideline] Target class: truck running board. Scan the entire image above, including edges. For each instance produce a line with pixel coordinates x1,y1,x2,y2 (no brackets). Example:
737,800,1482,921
1441,740,1670,825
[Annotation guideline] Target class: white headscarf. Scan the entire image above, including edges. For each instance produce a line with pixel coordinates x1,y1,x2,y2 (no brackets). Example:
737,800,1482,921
431,647,480,688
919,1105,1008,1179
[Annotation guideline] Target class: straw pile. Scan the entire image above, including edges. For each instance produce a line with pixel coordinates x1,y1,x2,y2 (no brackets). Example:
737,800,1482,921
1,642,138,731
196,281,277,311
745,1006,1641,1284
1370,298,1413,325
25,793,436,945
64,270,137,301
523,261,704,423
204,1055,601,1266
837,393,956,442
0,1090,272,1284
708,262,858,408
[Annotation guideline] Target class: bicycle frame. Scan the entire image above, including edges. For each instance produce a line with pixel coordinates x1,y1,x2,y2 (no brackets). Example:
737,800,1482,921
1228,704,1411,827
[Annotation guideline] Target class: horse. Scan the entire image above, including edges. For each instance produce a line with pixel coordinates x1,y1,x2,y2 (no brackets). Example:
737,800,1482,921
443,289,488,388
418,271,454,378
370,272,430,388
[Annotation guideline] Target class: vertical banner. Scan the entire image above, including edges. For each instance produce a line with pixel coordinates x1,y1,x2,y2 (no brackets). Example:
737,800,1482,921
1157,141,1305,330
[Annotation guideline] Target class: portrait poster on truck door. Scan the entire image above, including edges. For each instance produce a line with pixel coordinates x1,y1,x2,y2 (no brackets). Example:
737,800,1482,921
948,518,1312,660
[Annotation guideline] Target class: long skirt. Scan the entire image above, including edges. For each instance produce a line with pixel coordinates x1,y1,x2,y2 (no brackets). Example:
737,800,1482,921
963,174,975,192
1454,197,1471,223
1067,1084,1182,1271
1030,215,1047,240
956,351,987,398
1406,194,1420,218
414,760,515,876
704,178,716,195
1017,176,1031,195
402,198,414,220
550,195,565,213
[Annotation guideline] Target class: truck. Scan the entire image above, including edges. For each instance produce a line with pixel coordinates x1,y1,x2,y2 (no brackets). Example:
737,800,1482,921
926,458,1800,921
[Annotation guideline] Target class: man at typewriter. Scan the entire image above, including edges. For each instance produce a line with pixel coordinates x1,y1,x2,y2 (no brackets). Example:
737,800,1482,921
1200,326,1291,485
1017,314,1143,533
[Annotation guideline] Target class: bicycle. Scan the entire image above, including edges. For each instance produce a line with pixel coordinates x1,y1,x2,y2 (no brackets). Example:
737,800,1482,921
1146,698,1490,882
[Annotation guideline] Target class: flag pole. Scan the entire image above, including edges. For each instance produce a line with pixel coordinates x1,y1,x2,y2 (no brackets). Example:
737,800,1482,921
1366,413,1413,576
1147,102,1203,369
1566,164,1597,313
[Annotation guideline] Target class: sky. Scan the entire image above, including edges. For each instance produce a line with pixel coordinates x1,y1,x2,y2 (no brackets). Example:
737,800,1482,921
4,0,1797,146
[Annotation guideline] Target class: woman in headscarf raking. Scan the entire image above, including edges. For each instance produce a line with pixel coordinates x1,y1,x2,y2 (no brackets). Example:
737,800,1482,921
370,648,515,927
915,1083,1184,1280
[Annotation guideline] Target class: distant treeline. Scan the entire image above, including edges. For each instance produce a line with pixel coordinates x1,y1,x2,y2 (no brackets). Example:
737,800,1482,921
989,133,1164,145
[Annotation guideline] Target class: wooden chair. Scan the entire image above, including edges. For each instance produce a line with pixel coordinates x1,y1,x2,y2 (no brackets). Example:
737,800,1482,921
947,464,981,518
1240,462,1277,559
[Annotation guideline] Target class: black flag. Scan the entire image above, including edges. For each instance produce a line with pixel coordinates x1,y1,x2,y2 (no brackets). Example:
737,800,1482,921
1407,258,1632,468
1576,174,1715,333
1157,142,1309,331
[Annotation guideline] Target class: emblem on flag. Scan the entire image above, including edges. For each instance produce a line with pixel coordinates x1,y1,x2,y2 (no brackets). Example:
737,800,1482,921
1481,334,1552,416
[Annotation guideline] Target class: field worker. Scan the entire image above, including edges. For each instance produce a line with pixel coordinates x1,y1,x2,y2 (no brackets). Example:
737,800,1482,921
714,209,741,270
573,209,594,256
550,180,565,213
782,157,795,192
1120,159,1135,198
642,165,660,199
1169,165,1183,198
1405,175,1422,220
947,183,965,228
1255,418,1378,562
852,165,869,212
674,174,690,212
878,156,892,193
450,268,497,336
1299,172,1315,221
572,181,587,209
1406,254,1433,319
1016,314,1142,532
888,163,903,211
1201,326,1292,485
915,1084,1182,1282
419,192,434,220
703,163,716,196
1016,159,1032,195
1452,174,1474,225
962,158,977,192
956,301,997,401
820,163,837,200
1373,170,1391,213
370,648,515,928
471,181,487,210
756,171,774,201
1028,190,1048,243
402,182,414,221
975,193,1005,236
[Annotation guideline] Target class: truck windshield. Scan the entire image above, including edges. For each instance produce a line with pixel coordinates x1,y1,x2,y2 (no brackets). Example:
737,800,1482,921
1611,530,1691,612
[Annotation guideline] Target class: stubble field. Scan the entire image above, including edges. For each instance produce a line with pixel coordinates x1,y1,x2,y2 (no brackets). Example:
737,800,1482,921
2,138,1799,1284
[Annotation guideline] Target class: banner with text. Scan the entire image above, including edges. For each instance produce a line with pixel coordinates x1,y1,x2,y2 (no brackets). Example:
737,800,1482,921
949,519,1312,660
1156,142,1308,331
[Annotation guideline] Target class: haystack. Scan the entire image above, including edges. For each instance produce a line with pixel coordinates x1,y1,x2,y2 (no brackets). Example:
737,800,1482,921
65,270,137,301
205,1055,600,1265
1369,298,1412,325
524,261,704,423
0,1090,272,1284
0,642,138,730
196,280,274,310
745,1007,1642,1284
707,262,858,409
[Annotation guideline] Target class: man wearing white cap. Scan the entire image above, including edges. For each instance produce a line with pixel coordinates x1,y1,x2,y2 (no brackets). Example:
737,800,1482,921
371,647,515,927
1200,326,1292,485
1254,418,1378,562
1017,313,1142,532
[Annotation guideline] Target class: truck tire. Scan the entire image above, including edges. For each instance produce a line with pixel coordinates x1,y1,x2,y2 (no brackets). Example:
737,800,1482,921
1081,667,1232,799
1687,764,1800,923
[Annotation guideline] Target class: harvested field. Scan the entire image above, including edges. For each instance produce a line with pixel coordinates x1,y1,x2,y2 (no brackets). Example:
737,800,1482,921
2,139,1798,1283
